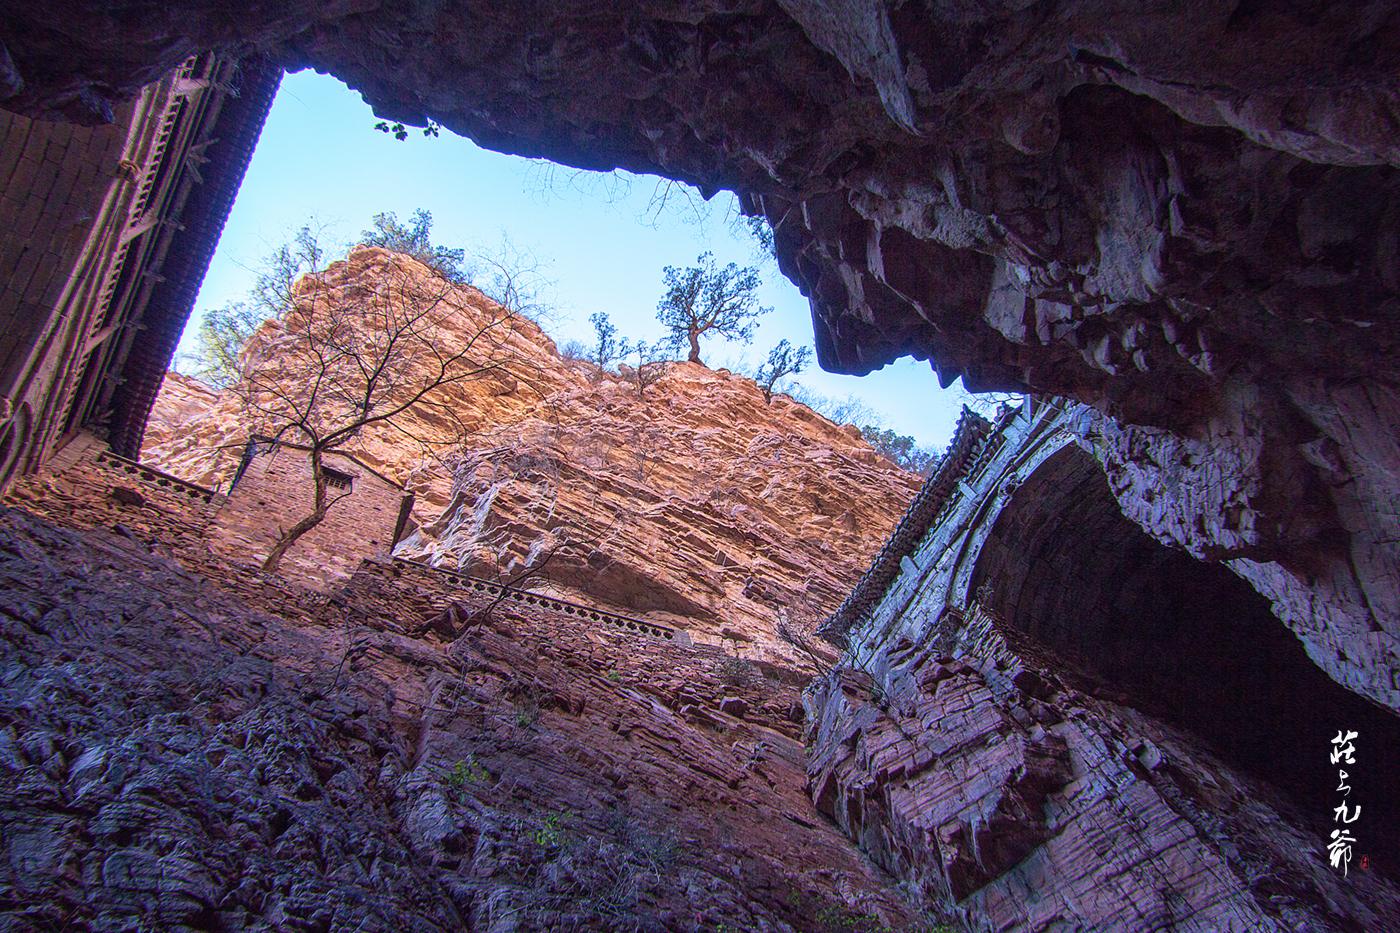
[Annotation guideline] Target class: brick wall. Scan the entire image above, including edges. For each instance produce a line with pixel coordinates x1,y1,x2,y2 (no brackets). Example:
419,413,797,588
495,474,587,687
2,432,222,553
4,434,408,590
209,444,408,588
339,558,799,738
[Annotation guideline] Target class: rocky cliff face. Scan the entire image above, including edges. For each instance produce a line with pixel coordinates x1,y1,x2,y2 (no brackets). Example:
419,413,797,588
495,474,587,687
806,606,1400,930
0,492,920,930
9,7,1400,927
142,247,922,659
5,0,1398,710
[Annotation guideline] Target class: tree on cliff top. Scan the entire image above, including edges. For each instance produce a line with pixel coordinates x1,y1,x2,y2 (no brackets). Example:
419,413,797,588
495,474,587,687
655,252,770,366
359,209,467,283
587,311,628,372
187,213,496,386
859,425,939,474
623,340,670,400
210,227,536,574
753,339,811,403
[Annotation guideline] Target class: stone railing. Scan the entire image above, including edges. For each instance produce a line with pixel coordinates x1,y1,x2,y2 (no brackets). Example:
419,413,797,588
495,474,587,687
396,558,689,644
95,449,218,503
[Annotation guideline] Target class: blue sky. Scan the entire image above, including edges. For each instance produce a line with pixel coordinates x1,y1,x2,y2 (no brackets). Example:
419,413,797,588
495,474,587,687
182,69,972,449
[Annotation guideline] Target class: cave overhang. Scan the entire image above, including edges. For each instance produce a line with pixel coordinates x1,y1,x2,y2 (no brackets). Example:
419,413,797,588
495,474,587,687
3,1,1398,708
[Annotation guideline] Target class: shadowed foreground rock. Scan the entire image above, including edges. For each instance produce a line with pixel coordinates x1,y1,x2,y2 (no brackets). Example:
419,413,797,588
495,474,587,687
806,607,1400,931
0,505,916,930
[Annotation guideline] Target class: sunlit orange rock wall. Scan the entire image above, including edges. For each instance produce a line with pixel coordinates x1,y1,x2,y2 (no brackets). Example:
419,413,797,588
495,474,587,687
142,248,922,659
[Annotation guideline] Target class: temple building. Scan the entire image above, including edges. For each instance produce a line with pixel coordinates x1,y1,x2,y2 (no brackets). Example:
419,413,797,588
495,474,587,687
0,53,278,492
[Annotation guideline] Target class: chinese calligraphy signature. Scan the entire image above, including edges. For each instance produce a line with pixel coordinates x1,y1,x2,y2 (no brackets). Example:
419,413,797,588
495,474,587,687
1326,729,1362,876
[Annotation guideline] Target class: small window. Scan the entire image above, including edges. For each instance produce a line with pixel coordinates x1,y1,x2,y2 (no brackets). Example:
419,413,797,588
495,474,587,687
321,466,354,491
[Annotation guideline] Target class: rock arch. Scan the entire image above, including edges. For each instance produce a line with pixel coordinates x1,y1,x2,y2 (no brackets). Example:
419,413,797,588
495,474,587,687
830,397,1400,716
814,401,1400,923
966,442,1400,840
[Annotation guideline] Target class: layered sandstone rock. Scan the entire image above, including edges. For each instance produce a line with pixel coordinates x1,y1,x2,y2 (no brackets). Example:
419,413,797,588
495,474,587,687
806,606,1400,930
0,496,918,930
9,8,1400,927
142,247,922,659
141,248,584,498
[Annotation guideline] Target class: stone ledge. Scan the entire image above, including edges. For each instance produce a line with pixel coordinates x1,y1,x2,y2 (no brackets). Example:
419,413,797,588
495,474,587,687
394,557,690,644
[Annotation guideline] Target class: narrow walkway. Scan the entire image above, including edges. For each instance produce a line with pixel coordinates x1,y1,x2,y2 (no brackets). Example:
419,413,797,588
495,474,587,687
398,558,689,643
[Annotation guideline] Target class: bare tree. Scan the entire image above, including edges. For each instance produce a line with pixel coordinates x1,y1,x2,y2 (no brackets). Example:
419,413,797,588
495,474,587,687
655,252,770,366
752,339,812,403
224,233,537,573
184,225,328,386
957,387,1026,418
624,340,669,400
775,609,839,673
467,235,554,327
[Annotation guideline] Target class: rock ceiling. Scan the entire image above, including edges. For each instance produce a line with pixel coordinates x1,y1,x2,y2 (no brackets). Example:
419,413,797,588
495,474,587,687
3,1,1398,706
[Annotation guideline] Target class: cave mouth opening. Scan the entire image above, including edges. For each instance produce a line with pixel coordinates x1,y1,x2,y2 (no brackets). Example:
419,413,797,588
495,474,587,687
969,444,1400,849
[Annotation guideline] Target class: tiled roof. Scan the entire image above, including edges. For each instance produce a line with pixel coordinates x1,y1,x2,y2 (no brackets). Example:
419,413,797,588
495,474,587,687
818,406,993,646
107,58,280,458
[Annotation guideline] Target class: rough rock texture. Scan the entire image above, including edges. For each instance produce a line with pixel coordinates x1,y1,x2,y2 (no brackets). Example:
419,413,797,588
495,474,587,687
141,248,582,502
142,248,922,659
804,396,1400,928
0,493,918,930
389,360,922,660
3,0,1398,706
806,606,1400,931
23,352,1398,929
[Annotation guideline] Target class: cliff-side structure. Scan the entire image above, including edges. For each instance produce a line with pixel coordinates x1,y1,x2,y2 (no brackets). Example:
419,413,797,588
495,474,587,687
808,397,1400,928
139,247,924,659
2,3,1397,719
0,51,276,491
4,7,1400,929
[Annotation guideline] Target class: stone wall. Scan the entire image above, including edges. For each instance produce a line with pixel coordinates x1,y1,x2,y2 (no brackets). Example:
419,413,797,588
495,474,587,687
4,435,411,592
208,442,409,588
3,432,223,554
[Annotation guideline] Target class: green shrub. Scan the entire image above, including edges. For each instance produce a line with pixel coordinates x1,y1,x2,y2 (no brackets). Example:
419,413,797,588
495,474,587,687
443,756,490,796
513,695,540,728
816,905,890,932
718,656,754,686
531,811,569,849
